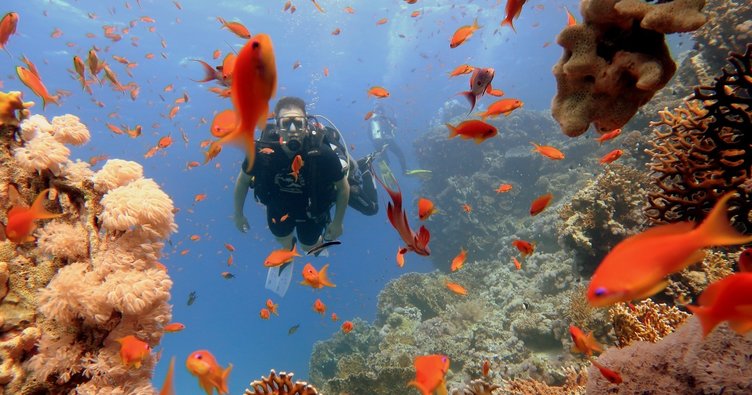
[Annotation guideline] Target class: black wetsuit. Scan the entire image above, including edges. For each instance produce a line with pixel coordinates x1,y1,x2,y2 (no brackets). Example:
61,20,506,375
243,135,345,246
368,114,407,173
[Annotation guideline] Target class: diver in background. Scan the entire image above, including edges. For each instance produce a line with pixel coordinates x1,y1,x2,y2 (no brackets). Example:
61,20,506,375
368,104,408,174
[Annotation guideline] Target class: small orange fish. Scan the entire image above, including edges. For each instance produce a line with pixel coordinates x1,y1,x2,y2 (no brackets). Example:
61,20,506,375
364,111,375,120
2,188,63,244
596,128,622,144
158,135,173,149
259,308,270,319
341,320,353,333
411,10,421,17
446,120,497,143
221,271,234,279
445,281,467,295
569,325,603,356
511,240,534,258
227,255,234,266
501,0,528,32
462,203,472,213
531,142,565,160
599,149,623,165
331,28,341,35
418,198,437,221
487,88,505,97
331,313,339,321
115,335,150,369
290,154,304,181
50,27,63,38
224,243,235,252
367,86,390,98
344,6,355,14
376,18,388,25
482,359,490,376
264,246,301,267
187,161,201,169
260,147,275,155
588,192,752,307
529,193,553,216
450,248,467,272
16,66,60,109
279,213,289,222
163,322,185,333
687,272,752,337
590,359,622,385
448,64,474,78
212,49,221,59
190,234,201,241
495,184,512,193
396,247,407,268
450,18,480,48
185,350,233,395
301,263,336,289
217,17,251,39
477,99,523,120
266,298,279,315
323,67,329,77
194,193,207,202
513,257,522,270
313,298,326,314
408,355,450,395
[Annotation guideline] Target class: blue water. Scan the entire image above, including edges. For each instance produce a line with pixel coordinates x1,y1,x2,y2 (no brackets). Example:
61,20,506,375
2,0,692,392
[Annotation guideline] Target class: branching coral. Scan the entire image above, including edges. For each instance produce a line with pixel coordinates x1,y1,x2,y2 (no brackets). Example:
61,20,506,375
665,249,737,306
501,366,587,395
243,370,319,395
609,299,690,347
551,0,707,137
645,44,752,232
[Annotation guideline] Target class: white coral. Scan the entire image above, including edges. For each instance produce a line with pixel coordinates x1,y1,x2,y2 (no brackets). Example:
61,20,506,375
36,221,88,260
99,178,177,239
51,114,90,146
92,159,143,193
37,261,93,323
103,268,171,315
19,114,53,141
13,130,71,176
62,159,95,185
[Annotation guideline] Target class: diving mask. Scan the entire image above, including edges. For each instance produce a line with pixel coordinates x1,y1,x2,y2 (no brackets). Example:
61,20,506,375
278,116,307,151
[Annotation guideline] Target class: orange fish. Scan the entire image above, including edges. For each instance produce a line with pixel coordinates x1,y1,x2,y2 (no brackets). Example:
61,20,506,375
210,34,277,172
569,325,603,356
596,128,622,144
163,322,185,333
408,354,450,395
224,242,237,252
210,109,237,138
445,281,467,295
587,192,752,307
0,12,20,53
290,154,304,181
341,320,353,333
396,247,407,267
16,66,60,109
450,248,467,272
194,193,207,202
565,6,577,26
279,213,289,222
599,149,623,165
260,147,275,154
462,203,472,213
344,6,355,14
417,198,437,221
259,308,270,319
300,262,336,288
529,192,553,216
212,49,221,59
687,272,752,337
311,0,326,13
376,17,388,25
495,183,512,193
482,359,490,376
217,17,250,39
477,98,523,120
190,234,201,241
313,298,326,314
331,313,339,321
266,298,279,315
487,88,505,97
159,357,176,395
450,18,480,48
263,245,301,267
512,240,534,258
115,335,150,369
331,27,341,35
50,27,63,38
446,120,497,144
373,171,431,256
501,0,528,32
186,350,233,395
367,86,390,98
364,111,375,120
187,161,201,169
590,359,622,385
448,64,474,78
226,255,234,266
531,142,565,160
513,257,522,270
323,67,329,77
411,10,421,17
2,188,63,244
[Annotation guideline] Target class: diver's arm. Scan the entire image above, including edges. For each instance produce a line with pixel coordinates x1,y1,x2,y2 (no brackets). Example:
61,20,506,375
233,170,252,232
329,177,349,236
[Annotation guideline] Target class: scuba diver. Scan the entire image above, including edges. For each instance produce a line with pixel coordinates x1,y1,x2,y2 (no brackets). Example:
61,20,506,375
367,104,408,174
233,96,378,297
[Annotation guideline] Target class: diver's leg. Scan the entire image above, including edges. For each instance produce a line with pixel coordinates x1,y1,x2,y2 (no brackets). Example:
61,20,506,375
265,205,297,297
275,234,294,250
388,140,408,173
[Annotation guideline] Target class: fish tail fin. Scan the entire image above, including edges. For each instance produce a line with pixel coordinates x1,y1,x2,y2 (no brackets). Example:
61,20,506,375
695,192,752,247
219,363,233,394
479,112,488,121
445,123,459,139
460,91,476,113
501,18,516,33
407,380,430,395
472,18,481,30
319,264,336,287
190,59,217,83
685,305,721,338
30,189,63,220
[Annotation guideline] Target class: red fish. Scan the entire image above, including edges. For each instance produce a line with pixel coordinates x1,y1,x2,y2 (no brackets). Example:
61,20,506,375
186,350,233,395
596,128,621,145
372,168,431,256
313,298,326,314
599,149,623,165
408,354,450,395
686,272,752,337
590,359,622,384
587,192,752,307
446,120,497,144
300,263,336,288
513,257,522,270
460,67,494,113
501,0,528,32
2,188,63,244
450,248,467,272
495,184,512,193
531,142,565,160
448,64,474,78
529,193,553,216
115,335,150,369
208,34,277,172
482,359,490,376
569,325,603,356
341,320,353,333
0,12,19,53
290,154,304,181
450,18,480,48
266,298,279,315
512,240,534,258
259,308,270,319
417,197,437,221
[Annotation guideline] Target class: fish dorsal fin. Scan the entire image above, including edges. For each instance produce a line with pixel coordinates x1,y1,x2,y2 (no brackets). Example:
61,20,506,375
612,222,695,252
7,184,23,207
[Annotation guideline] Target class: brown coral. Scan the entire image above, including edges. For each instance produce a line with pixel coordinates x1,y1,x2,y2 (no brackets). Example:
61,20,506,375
609,299,689,347
450,379,501,395
243,370,319,395
645,44,752,232
551,0,708,137
501,366,587,395
0,91,33,128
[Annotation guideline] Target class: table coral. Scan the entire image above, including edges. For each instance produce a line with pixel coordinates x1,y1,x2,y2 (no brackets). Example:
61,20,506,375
243,370,319,395
551,0,707,137
0,91,33,128
609,299,690,347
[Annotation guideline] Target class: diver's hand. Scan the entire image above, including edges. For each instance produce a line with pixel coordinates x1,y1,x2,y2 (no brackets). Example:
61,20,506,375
234,213,249,233
324,221,343,240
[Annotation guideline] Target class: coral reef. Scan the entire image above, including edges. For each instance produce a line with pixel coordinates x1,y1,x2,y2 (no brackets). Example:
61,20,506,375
243,370,319,395
665,249,737,306
449,379,500,395
587,317,752,393
0,106,176,393
692,0,752,73
501,366,587,395
645,44,752,232
551,0,707,137
609,299,690,347
0,91,32,128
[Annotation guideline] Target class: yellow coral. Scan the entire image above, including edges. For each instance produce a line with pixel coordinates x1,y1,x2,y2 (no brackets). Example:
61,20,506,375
0,91,33,128
609,299,689,347
501,366,587,395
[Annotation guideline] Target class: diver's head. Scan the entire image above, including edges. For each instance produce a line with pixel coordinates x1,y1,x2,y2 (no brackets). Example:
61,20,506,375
275,97,308,154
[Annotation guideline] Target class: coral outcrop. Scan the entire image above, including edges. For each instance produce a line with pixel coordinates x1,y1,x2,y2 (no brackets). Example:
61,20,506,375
243,370,319,395
645,44,752,232
551,0,708,137
609,299,690,347
0,91,33,128
0,105,177,394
